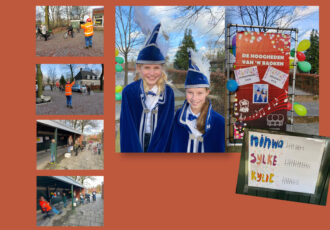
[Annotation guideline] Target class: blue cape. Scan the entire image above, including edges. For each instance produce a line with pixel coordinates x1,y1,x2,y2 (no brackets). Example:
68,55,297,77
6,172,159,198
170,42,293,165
120,79,174,152
167,101,225,153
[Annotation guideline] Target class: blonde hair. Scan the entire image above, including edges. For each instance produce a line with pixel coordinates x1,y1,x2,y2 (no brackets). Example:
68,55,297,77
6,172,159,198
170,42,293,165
134,64,168,94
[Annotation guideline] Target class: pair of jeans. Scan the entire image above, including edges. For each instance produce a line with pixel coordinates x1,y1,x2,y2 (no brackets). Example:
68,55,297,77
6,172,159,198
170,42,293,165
51,152,55,163
85,36,93,47
66,95,72,106
51,207,60,214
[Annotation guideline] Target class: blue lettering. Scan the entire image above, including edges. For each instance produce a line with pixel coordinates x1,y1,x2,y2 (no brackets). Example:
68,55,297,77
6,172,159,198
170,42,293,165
251,135,258,147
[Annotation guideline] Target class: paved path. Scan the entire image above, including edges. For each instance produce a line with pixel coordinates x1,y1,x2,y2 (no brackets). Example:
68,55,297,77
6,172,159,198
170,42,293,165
37,146,67,170
38,194,104,226
36,31,104,56
36,90,104,115
53,194,103,226
38,145,103,170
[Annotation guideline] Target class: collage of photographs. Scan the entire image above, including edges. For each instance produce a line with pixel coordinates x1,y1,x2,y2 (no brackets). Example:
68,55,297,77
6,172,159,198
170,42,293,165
35,4,328,228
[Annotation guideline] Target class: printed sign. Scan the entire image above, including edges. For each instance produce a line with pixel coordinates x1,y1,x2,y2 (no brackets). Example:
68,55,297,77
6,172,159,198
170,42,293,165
231,31,291,141
263,66,289,89
248,131,325,194
234,66,260,86
37,137,43,143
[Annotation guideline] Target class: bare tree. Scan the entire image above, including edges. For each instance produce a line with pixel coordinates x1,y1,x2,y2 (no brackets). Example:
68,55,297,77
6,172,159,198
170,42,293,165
100,64,104,91
47,66,57,87
67,64,77,82
45,6,50,29
230,6,315,32
36,6,45,25
171,6,226,41
116,6,144,86
71,176,96,186
65,6,72,23
36,64,43,98
71,6,89,20
65,120,99,133
49,6,56,27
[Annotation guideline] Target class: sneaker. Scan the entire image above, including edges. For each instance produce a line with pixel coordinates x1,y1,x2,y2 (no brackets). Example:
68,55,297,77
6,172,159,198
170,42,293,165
85,46,89,49
89,45,92,48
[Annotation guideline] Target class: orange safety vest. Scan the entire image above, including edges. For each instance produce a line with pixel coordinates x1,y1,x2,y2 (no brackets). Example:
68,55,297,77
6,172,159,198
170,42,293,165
65,81,75,96
81,22,94,37
39,200,51,212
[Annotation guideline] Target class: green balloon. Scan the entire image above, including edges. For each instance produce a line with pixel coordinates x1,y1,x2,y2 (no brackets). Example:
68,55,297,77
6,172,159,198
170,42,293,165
293,103,307,116
290,49,296,57
297,61,311,72
115,56,125,64
115,64,123,72
115,92,122,101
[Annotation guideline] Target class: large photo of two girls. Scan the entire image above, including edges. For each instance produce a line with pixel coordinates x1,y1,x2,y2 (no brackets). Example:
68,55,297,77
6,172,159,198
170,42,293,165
115,6,319,153
115,6,226,153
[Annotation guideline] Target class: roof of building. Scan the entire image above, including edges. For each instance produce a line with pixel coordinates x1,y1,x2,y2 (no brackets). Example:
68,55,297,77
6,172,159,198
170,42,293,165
93,8,104,13
37,120,82,135
37,176,84,189
74,69,98,80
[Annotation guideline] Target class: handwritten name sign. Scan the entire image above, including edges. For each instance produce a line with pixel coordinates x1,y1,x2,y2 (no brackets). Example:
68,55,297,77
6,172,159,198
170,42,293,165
248,131,325,194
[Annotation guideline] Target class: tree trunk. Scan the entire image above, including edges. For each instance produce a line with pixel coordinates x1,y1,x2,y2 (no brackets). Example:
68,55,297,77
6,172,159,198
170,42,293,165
69,64,74,82
124,54,128,86
45,6,50,30
36,64,43,98
100,64,104,91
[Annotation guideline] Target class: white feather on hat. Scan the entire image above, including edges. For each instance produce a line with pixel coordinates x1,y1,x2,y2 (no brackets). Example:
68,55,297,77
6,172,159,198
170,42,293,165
188,48,211,84
134,6,169,59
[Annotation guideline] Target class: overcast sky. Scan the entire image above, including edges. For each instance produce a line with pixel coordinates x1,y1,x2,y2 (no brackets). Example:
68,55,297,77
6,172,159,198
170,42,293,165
83,120,104,135
83,176,104,188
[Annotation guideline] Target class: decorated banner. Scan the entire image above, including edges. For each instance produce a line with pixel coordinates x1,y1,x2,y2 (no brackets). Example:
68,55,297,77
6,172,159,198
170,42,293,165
233,31,291,140
247,131,326,194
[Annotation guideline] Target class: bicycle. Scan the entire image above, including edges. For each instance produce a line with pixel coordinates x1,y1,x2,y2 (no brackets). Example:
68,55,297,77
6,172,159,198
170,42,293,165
36,28,54,40
63,29,74,39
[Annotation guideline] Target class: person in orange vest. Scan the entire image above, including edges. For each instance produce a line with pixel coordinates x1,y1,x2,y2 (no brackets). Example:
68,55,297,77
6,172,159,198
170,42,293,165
81,17,94,49
65,80,75,108
39,196,61,215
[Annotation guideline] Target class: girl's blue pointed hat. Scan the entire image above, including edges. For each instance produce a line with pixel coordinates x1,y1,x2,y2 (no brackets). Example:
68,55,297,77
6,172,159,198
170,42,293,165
184,49,210,88
136,23,165,64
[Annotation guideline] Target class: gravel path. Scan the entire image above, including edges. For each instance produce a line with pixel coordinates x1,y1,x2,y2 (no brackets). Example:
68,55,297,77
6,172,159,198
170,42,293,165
36,90,104,115
36,31,104,56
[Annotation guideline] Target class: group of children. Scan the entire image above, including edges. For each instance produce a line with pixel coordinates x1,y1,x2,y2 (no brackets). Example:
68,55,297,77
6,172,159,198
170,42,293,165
120,22,225,153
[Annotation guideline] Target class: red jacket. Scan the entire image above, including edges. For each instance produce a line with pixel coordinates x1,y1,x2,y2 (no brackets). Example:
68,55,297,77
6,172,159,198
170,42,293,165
39,200,52,212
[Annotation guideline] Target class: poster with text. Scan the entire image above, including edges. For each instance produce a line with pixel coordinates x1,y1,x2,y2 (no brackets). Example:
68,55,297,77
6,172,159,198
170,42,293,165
233,31,290,140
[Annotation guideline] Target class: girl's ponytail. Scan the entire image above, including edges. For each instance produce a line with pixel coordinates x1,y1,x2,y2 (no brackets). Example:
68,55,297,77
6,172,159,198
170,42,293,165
196,99,210,134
